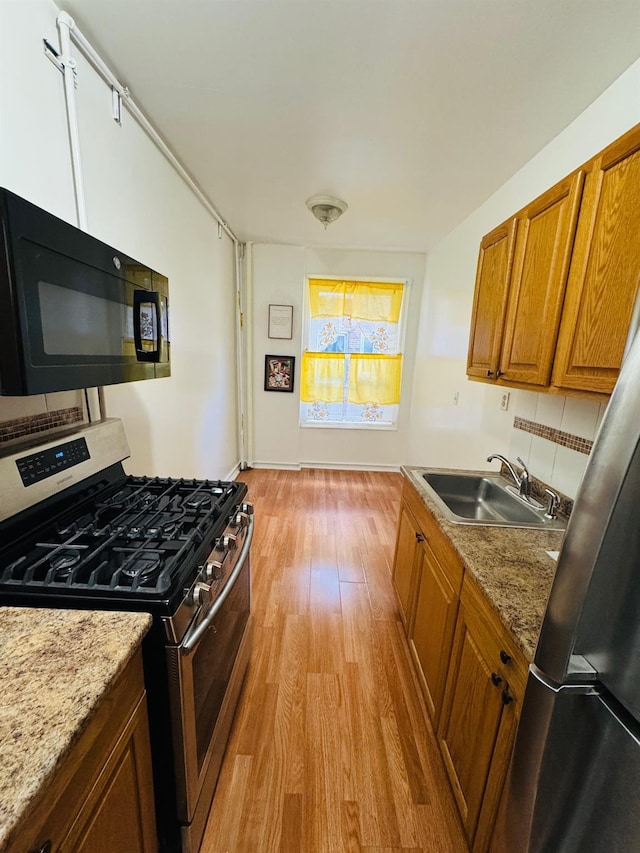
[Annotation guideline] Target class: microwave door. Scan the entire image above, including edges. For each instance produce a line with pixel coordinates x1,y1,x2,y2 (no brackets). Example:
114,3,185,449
15,244,156,393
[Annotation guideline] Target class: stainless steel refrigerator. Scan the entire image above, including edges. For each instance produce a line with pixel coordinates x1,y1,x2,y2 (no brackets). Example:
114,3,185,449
496,326,640,851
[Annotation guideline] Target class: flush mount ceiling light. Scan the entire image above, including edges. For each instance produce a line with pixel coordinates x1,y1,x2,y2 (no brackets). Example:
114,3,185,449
306,195,348,229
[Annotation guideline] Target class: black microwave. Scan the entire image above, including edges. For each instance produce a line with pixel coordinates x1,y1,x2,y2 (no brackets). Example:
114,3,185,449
0,188,170,396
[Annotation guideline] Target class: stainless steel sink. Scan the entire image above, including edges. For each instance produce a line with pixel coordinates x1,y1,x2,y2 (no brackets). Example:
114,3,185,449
421,471,567,530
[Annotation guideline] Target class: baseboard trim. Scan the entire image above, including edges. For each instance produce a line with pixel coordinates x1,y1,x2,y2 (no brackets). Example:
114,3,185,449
224,462,242,481
251,461,302,471
249,460,401,473
301,461,401,472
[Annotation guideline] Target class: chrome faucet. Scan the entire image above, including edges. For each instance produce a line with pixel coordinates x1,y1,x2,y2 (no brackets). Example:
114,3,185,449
487,454,531,498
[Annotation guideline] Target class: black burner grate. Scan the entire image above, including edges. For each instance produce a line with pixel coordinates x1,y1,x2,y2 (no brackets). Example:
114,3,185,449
0,475,244,605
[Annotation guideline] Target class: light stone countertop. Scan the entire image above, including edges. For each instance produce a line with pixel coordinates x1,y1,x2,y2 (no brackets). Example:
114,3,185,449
402,466,566,660
0,607,152,851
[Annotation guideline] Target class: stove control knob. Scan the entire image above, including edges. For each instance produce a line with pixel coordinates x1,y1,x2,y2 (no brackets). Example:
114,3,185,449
240,502,254,516
234,511,250,529
222,534,237,551
192,581,213,608
204,559,224,581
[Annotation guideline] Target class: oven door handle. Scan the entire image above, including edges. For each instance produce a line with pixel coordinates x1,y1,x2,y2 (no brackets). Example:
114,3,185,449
180,514,254,654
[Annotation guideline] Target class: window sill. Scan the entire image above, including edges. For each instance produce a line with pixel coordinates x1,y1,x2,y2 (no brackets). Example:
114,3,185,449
300,421,398,431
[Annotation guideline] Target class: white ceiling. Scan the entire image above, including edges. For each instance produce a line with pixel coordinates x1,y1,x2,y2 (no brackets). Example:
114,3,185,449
61,0,640,252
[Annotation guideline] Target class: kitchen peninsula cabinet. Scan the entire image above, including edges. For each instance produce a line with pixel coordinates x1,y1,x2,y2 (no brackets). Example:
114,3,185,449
437,574,528,853
552,122,640,395
467,120,640,398
8,647,157,853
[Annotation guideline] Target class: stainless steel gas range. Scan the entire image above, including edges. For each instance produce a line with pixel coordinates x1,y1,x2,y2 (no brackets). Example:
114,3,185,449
0,419,253,853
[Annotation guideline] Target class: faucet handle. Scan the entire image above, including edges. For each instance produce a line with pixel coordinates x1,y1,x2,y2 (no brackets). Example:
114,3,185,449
544,488,560,519
515,457,531,496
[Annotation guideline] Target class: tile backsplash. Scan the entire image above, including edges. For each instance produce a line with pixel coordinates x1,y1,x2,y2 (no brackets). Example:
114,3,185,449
0,406,84,446
0,392,87,450
513,417,593,455
508,390,607,499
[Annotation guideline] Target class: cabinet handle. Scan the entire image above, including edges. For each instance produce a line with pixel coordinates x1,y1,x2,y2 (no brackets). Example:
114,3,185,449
491,672,503,687
30,843,52,853
496,370,505,378
486,370,494,377
501,687,514,705
415,532,425,543
499,650,512,665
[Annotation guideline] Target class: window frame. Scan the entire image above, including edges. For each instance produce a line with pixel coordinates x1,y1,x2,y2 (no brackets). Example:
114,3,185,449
299,275,410,431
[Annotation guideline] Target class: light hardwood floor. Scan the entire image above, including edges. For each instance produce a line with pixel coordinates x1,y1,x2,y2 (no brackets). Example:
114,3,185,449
201,468,468,853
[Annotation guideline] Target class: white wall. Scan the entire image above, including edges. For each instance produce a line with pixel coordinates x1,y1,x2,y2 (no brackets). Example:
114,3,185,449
0,0,240,479
250,244,426,469
407,57,640,497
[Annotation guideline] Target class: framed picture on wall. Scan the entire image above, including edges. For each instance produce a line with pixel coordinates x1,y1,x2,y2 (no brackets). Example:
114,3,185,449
268,304,293,339
264,355,295,393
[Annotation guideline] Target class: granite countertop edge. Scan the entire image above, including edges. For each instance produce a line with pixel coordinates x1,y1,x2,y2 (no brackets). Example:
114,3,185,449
401,465,565,661
0,608,153,851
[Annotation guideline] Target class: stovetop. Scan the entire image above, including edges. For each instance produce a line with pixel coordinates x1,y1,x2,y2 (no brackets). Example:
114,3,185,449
0,475,246,612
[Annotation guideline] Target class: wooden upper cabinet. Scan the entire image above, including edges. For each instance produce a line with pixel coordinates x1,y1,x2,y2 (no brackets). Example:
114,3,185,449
552,123,640,395
499,172,584,386
467,121,640,398
467,219,518,380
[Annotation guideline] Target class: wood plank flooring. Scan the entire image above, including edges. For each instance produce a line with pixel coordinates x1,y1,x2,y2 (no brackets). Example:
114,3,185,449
201,468,467,853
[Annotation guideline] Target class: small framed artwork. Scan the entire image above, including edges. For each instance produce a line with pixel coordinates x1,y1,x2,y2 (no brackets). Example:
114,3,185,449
268,304,293,339
264,355,295,393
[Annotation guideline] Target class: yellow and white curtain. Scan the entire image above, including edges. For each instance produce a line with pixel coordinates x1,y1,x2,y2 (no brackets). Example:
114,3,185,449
301,280,404,425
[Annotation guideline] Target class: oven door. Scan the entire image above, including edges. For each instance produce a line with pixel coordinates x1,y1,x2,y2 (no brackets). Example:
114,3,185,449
166,517,253,853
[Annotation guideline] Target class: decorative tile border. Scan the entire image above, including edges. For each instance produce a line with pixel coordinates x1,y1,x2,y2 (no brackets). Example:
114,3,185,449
514,416,593,455
0,406,84,445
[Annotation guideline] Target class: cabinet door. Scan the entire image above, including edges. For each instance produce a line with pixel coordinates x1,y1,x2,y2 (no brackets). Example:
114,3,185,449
552,123,640,394
438,611,507,842
467,219,518,380
391,503,421,630
60,695,157,853
499,172,584,386
409,537,459,727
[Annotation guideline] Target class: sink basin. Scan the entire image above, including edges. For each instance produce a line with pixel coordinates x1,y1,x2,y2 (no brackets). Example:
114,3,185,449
421,471,566,530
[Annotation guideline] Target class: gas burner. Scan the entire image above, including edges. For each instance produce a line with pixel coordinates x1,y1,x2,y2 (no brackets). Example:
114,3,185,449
102,488,134,507
184,493,212,510
51,549,82,578
161,519,182,537
121,551,162,580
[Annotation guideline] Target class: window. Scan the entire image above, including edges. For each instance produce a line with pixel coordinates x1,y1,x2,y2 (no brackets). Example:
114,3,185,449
300,278,406,427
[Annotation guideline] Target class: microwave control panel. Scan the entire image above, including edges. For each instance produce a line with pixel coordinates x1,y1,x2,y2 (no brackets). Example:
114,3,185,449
16,437,90,486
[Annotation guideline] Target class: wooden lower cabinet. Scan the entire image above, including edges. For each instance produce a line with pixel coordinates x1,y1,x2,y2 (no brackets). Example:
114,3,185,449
437,575,528,853
392,480,464,726
13,648,157,853
409,524,463,727
392,479,531,853
391,499,423,630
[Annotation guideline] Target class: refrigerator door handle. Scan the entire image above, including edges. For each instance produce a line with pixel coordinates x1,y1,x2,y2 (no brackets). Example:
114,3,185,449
494,665,598,853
